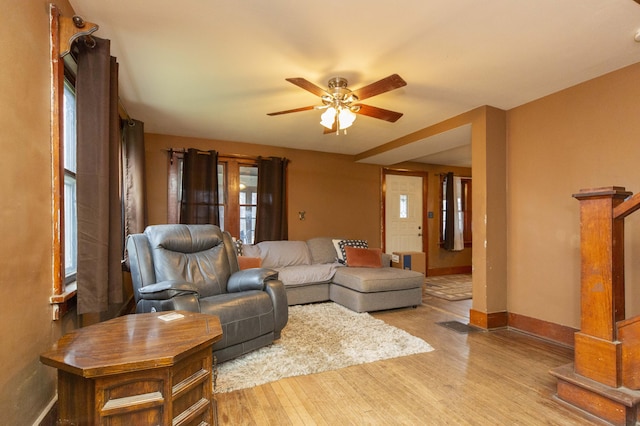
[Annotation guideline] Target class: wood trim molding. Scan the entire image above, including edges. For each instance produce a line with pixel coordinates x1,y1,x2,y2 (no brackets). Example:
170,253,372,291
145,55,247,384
470,309,577,347
50,3,64,305
469,309,508,329
508,312,577,348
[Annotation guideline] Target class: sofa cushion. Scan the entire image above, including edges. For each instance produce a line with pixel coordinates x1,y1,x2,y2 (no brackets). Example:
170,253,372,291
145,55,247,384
276,263,339,287
255,240,312,268
333,267,423,293
242,244,261,258
333,239,368,264
307,237,338,264
344,246,382,268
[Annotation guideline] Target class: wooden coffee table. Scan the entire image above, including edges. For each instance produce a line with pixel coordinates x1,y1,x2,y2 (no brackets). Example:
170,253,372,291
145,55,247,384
41,311,222,425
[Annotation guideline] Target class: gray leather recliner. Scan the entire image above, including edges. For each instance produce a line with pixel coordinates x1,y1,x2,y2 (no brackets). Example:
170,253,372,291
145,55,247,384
126,224,288,363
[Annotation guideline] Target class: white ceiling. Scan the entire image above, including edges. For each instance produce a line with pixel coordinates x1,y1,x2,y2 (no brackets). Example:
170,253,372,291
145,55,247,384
69,0,640,167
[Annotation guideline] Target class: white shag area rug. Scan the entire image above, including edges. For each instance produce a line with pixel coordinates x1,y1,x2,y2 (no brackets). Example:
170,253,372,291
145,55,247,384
215,302,434,393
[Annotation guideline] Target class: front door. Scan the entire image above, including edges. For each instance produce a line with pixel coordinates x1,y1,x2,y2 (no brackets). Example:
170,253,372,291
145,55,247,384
384,172,426,254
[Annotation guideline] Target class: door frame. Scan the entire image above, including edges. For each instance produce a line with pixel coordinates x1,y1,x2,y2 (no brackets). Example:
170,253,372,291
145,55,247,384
381,168,428,267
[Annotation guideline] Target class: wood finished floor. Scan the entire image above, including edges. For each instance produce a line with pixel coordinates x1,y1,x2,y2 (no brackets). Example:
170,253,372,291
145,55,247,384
215,295,601,425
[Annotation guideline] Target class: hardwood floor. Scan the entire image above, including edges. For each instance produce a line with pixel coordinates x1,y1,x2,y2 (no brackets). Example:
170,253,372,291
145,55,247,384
215,297,601,425
422,292,472,320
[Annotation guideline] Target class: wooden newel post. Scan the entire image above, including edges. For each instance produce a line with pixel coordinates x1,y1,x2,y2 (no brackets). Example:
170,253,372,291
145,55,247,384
572,186,631,387
551,186,640,425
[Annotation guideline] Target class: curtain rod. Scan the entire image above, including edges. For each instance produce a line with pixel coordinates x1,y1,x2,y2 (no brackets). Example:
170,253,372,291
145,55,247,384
166,149,260,161
437,173,472,179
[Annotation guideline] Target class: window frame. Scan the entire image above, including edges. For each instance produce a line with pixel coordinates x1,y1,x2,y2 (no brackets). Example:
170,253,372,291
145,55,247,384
49,6,78,320
221,157,258,244
439,175,473,247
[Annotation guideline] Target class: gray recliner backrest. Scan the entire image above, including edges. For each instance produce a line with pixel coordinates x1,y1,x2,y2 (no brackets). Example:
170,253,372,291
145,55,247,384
222,230,240,274
143,224,232,298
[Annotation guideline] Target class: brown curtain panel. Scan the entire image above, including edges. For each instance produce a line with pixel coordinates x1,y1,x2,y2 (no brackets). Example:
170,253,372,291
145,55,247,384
443,172,455,251
180,149,220,225
76,37,123,314
255,157,289,242
122,119,147,237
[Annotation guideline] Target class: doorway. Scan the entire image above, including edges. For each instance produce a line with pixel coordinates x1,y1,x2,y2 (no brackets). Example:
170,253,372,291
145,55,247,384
382,169,427,257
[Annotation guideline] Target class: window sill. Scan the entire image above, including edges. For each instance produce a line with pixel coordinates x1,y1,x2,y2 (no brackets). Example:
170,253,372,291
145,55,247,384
50,281,77,320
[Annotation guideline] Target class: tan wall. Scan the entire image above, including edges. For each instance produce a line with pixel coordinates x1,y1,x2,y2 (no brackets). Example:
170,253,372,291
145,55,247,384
506,62,640,328
0,1,77,424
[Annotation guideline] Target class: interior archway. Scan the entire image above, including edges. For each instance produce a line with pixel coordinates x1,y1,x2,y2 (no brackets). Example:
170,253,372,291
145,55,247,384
356,106,507,328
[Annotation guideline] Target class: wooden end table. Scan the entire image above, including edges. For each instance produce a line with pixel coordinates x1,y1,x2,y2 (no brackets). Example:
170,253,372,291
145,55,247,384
41,311,222,426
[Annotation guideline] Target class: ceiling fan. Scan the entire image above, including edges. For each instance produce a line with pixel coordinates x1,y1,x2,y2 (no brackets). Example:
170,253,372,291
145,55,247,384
267,74,407,134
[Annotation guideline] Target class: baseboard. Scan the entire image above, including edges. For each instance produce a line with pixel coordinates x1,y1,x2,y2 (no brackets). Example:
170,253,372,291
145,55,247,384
469,309,577,347
508,312,577,348
469,309,508,329
427,266,472,276
34,396,57,426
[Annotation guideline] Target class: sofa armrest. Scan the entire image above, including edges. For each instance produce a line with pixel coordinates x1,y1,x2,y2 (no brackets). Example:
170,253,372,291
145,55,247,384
138,280,199,300
227,268,279,292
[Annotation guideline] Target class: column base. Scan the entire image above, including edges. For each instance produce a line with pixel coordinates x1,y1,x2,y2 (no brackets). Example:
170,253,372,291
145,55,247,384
551,363,640,426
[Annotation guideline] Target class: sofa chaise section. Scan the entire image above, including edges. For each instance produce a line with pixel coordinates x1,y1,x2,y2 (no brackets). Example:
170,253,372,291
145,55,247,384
331,266,424,313
240,237,423,312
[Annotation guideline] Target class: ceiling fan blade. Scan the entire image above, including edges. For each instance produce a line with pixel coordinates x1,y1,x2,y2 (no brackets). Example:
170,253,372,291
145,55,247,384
285,77,328,97
267,105,316,116
356,104,404,122
351,74,407,101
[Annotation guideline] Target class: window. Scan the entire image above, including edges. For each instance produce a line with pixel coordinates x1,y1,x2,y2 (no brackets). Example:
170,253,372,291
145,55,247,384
213,158,258,244
168,153,258,244
440,175,472,247
62,78,77,282
399,194,408,219
238,165,258,244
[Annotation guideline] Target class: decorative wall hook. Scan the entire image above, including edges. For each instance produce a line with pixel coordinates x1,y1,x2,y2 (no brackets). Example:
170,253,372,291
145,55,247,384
298,211,306,221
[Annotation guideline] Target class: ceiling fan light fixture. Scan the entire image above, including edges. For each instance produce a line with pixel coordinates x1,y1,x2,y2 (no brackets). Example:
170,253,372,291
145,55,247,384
320,107,336,129
269,74,406,134
338,108,356,129
320,106,357,131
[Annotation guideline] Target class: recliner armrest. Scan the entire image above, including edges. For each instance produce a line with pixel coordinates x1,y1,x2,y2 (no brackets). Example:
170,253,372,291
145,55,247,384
227,268,279,292
138,280,199,300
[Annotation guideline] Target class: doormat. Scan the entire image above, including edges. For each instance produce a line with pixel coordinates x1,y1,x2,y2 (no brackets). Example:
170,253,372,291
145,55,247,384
436,320,482,334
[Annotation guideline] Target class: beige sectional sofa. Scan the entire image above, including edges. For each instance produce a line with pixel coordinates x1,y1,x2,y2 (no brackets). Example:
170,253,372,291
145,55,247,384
240,237,424,312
